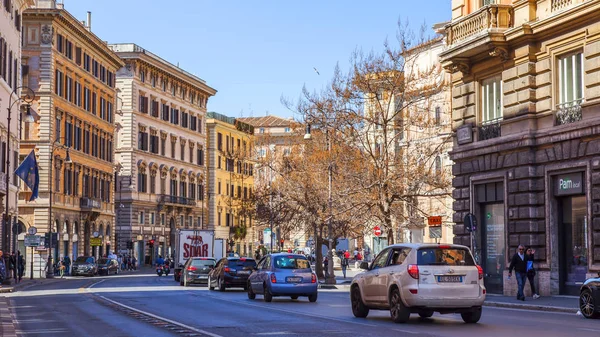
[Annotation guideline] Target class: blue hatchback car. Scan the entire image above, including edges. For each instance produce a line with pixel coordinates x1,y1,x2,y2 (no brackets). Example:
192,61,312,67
248,253,318,302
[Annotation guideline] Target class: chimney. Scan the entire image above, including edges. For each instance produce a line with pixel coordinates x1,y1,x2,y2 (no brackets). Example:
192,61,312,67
86,11,92,31
36,0,56,9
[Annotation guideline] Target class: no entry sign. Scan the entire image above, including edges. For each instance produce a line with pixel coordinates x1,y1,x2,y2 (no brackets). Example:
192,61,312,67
373,226,382,237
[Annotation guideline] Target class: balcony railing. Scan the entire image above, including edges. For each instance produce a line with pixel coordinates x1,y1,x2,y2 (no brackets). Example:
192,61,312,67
80,197,102,210
478,118,502,141
446,4,513,45
551,0,572,12
556,99,583,125
157,194,196,206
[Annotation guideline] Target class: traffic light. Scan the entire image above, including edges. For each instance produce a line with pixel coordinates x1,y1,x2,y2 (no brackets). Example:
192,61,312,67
148,239,155,246
126,241,133,249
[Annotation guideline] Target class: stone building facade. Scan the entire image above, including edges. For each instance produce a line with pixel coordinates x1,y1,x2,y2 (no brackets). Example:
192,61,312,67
441,0,600,295
19,1,123,276
110,43,216,264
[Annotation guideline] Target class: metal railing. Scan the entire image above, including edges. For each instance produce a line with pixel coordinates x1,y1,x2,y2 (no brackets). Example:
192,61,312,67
478,117,502,141
556,99,583,125
80,197,102,209
551,0,572,12
157,194,196,206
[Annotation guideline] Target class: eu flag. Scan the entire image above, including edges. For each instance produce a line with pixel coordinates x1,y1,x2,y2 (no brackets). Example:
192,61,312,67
15,150,39,201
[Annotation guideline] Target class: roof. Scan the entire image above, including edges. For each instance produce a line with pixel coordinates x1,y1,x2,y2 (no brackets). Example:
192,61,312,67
237,116,294,128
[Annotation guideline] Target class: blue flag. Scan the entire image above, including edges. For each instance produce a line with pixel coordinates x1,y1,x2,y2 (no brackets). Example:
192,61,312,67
15,150,39,201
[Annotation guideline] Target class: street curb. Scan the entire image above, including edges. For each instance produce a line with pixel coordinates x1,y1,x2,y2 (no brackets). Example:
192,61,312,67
0,297,17,337
483,301,577,313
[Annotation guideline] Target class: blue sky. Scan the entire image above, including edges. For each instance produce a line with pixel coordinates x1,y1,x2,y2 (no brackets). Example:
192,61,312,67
63,1,450,119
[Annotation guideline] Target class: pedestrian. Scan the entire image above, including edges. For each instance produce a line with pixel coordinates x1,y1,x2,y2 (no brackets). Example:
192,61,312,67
0,250,6,288
58,259,66,278
341,255,349,278
323,257,329,278
131,256,137,270
353,248,358,260
64,255,71,276
17,251,24,283
10,252,17,280
344,250,350,259
526,247,540,299
508,244,527,301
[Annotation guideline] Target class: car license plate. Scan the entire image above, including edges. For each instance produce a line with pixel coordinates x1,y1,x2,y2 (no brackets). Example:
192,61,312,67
286,277,302,283
197,275,207,279
238,270,250,275
438,275,462,283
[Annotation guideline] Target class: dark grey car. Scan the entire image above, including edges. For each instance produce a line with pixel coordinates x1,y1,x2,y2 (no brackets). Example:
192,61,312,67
180,257,216,286
71,256,97,276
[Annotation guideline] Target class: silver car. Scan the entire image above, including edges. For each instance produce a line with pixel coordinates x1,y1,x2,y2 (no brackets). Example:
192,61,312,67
350,243,485,323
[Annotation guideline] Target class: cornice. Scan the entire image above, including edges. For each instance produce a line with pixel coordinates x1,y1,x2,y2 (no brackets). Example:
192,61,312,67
23,9,124,70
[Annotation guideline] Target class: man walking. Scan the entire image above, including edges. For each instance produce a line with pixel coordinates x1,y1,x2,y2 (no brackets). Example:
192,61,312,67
341,254,349,278
17,251,24,283
0,250,6,288
508,244,527,301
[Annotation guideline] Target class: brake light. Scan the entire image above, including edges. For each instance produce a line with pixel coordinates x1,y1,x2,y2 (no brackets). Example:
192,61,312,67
438,245,451,249
187,266,197,271
476,265,483,280
240,258,246,261
408,264,419,279
270,273,277,283
311,274,316,283
224,267,231,273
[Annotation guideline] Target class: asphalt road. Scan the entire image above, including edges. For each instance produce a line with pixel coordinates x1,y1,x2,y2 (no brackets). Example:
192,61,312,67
3,273,599,337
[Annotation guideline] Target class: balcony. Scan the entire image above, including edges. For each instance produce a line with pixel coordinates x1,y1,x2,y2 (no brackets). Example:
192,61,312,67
556,99,583,125
478,118,502,141
446,4,513,46
80,197,102,210
157,194,196,206
551,0,573,12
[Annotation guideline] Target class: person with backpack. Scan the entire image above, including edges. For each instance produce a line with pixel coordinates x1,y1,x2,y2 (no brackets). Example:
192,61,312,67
341,255,349,278
526,247,540,299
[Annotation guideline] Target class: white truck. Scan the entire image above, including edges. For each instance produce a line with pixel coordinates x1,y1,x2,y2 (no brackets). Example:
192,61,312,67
173,230,224,282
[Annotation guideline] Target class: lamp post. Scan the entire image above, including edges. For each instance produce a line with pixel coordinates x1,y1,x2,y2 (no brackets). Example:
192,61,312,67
304,123,335,285
46,139,72,278
2,87,35,285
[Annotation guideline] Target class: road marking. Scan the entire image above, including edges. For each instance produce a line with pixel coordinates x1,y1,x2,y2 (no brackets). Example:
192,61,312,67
393,328,420,334
328,304,349,307
255,332,296,335
98,295,224,337
87,279,106,289
198,292,378,328
579,328,600,333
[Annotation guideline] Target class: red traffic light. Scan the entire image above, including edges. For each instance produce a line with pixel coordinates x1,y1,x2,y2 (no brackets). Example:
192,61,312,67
149,239,155,245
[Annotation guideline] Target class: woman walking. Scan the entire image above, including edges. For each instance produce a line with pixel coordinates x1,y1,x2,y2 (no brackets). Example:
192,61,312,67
526,247,540,299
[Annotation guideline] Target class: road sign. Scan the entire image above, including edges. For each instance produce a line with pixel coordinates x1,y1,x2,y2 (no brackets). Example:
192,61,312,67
428,216,442,227
28,226,37,235
373,226,382,237
90,238,102,246
24,235,41,247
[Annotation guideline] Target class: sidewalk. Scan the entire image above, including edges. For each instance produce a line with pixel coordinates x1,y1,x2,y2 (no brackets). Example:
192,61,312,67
484,294,578,313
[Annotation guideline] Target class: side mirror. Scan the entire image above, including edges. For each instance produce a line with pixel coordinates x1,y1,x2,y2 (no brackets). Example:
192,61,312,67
360,262,369,270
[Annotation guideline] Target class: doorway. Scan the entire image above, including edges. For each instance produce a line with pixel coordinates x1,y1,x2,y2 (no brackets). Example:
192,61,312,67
558,195,587,295
479,203,505,294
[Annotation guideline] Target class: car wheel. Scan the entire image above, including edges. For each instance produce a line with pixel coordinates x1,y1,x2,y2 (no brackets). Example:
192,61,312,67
461,306,482,324
418,310,434,318
580,289,599,319
389,288,410,323
218,278,226,292
308,293,318,303
290,295,299,300
264,286,273,303
248,283,256,300
208,276,214,290
351,286,369,318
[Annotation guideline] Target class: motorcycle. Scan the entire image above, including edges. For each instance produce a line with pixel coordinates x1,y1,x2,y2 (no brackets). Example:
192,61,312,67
156,264,170,277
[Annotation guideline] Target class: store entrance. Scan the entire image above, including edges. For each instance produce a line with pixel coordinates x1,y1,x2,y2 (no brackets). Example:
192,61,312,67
558,195,587,295
478,203,505,294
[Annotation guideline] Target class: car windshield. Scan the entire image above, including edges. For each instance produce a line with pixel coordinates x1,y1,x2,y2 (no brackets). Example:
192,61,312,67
273,256,310,269
75,257,94,264
228,259,256,269
417,248,475,266
190,259,215,267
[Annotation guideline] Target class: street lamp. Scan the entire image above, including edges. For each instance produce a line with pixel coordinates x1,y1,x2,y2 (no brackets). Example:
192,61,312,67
2,86,35,285
304,123,335,285
46,139,72,278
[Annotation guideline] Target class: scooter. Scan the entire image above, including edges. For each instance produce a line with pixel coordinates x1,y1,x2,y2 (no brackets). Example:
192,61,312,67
156,264,170,277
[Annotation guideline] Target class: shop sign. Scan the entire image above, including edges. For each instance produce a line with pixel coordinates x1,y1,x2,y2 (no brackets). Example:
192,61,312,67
90,238,103,246
555,172,584,196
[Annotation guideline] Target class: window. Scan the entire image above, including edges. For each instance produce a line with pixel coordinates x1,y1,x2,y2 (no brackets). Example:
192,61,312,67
285,127,290,132
217,133,223,151
65,119,73,147
150,212,155,225
481,76,502,122
196,148,204,166
150,134,159,154
435,107,441,126
417,247,475,266
139,95,148,114
137,171,147,193
162,103,169,121
75,82,82,107
139,211,145,225
189,147,194,163
150,174,156,194
84,87,91,111
92,93,97,115
55,69,64,96
180,143,185,160
151,100,159,117
66,76,73,102
371,248,391,270
558,52,584,106
171,138,176,159
138,127,148,151
160,137,166,156
389,248,411,265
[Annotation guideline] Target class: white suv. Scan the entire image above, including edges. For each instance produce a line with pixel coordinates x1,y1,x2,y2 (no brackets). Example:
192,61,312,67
350,243,485,323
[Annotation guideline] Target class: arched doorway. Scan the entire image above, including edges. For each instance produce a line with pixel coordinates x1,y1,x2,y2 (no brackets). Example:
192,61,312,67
62,220,70,261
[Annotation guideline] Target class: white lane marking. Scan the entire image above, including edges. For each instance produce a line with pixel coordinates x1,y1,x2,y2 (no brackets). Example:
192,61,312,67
98,295,224,337
579,328,600,333
16,329,69,334
393,328,420,334
87,279,106,289
328,304,349,307
255,332,296,335
199,292,379,328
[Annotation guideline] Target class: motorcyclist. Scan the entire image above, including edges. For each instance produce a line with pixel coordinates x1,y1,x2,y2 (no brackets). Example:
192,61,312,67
156,255,165,267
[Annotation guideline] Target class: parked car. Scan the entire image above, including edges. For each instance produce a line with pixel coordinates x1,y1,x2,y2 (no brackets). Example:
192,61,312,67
180,257,216,287
350,243,485,324
247,253,318,303
71,256,98,277
579,273,600,319
208,257,257,291
97,258,119,276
